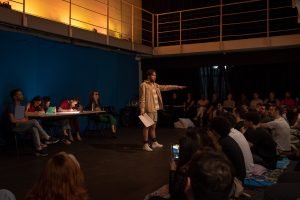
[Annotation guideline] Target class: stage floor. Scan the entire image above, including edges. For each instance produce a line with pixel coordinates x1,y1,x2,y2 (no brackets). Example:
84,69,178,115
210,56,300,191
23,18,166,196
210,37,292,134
0,127,185,200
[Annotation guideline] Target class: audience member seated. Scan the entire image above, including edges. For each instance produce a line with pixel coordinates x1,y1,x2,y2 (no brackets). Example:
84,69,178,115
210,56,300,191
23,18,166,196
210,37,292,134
210,116,246,181
86,90,117,138
281,91,298,124
233,106,247,133
0,189,16,200
223,93,236,113
212,103,227,119
244,111,277,170
260,105,291,152
8,89,58,156
281,91,297,108
291,107,300,129
58,97,82,142
207,93,220,121
183,92,196,119
249,92,263,110
256,103,273,123
25,151,88,200
264,91,280,107
186,151,237,200
194,94,209,125
236,93,249,107
221,112,254,177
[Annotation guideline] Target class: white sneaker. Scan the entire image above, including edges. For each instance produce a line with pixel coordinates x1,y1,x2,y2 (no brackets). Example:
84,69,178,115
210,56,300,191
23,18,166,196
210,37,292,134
152,141,163,149
143,144,153,152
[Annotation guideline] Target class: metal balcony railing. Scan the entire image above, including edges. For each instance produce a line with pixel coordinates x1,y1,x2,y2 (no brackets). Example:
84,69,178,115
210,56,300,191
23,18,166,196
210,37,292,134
2,0,300,48
4,0,154,47
156,0,300,46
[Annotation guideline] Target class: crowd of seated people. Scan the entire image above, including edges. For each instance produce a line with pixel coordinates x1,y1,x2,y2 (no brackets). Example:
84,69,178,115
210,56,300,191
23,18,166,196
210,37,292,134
145,112,300,200
145,128,245,200
148,90,300,199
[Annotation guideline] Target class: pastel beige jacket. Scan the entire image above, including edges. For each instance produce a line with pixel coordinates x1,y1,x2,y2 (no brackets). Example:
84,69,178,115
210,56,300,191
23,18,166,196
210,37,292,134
139,80,179,113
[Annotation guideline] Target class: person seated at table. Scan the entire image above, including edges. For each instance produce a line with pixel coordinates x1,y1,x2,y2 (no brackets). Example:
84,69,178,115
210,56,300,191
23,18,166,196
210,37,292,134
41,96,53,113
26,96,45,114
40,96,69,142
58,97,82,142
86,90,117,138
8,89,58,156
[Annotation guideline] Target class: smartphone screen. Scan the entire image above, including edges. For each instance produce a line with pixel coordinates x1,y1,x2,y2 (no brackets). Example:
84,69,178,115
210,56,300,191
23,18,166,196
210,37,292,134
171,144,180,160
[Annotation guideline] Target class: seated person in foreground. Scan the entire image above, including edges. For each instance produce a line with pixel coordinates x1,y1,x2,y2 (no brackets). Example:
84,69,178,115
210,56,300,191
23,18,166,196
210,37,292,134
243,111,277,170
25,151,88,200
86,90,117,138
58,97,82,142
185,151,236,200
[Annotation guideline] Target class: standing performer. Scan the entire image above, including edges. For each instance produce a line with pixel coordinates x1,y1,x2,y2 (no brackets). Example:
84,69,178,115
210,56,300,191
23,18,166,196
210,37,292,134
139,69,186,151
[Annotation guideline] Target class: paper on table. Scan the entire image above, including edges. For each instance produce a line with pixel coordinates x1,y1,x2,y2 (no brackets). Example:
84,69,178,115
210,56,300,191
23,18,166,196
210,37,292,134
138,113,155,127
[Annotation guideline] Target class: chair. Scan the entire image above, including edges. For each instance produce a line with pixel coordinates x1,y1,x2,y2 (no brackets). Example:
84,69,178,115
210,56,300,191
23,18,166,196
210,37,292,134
11,130,32,156
85,116,110,135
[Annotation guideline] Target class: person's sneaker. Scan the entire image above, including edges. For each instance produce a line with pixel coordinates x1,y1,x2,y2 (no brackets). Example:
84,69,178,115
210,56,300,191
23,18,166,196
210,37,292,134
35,149,48,157
143,143,153,152
152,142,163,149
45,137,59,144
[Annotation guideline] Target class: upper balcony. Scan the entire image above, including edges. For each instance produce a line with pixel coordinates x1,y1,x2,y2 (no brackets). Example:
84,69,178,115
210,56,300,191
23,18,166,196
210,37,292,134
0,0,299,56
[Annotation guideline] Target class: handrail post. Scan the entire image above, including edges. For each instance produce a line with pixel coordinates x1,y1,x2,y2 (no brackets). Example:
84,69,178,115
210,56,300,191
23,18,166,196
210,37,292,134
179,11,182,46
267,0,269,38
220,0,223,43
22,0,27,26
156,14,159,47
106,0,110,45
131,4,134,50
152,13,154,48
120,0,122,39
68,0,72,37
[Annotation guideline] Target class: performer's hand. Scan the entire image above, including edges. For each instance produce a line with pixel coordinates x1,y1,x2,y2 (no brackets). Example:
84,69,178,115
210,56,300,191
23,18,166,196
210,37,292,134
140,110,145,115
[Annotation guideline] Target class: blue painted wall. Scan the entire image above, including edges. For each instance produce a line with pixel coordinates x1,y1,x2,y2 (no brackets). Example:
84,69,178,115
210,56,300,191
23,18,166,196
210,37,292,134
0,30,139,135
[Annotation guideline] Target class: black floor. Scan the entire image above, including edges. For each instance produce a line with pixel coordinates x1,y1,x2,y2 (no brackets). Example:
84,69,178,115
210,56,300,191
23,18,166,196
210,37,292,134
0,127,185,200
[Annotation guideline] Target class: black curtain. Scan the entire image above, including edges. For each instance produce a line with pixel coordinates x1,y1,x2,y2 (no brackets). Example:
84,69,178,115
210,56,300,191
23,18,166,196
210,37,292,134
198,66,228,101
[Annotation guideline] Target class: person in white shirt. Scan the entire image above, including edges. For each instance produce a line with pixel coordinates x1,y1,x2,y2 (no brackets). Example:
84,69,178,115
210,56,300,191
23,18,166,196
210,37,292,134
260,105,291,152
